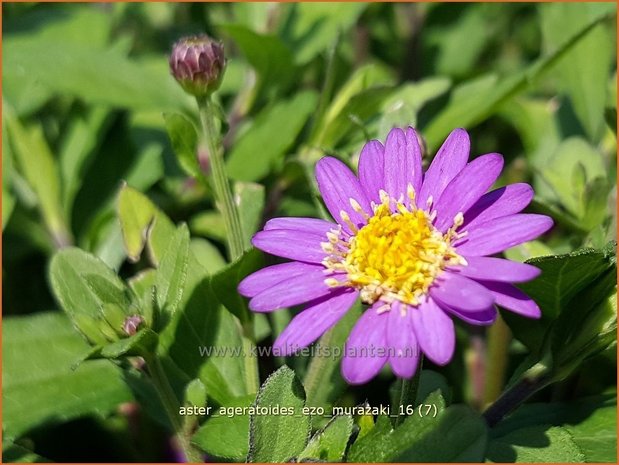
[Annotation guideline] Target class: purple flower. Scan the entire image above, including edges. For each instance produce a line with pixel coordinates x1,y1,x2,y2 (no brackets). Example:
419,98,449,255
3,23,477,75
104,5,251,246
239,127,553,384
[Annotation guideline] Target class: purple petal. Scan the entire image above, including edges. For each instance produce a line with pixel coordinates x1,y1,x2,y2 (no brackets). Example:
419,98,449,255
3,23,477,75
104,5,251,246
439,302,498,326
383,127,423,207
342,304,389,384
358,140,385,204
418,128,470,208
430,271,495,312
433,153,504,232
252,229,326,263
411,298,455,365
387,302,420,378
479,281,541,319
315,157,372,233
456,214,553,256
273,289,359,355
464,183,534,229
449,256,541,283
249,268,337,312
239,262,324,297
264,217,336,236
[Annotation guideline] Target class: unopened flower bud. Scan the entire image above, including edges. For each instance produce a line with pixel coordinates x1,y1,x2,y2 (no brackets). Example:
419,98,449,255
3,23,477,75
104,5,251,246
123,315,144,336
169,35,225,97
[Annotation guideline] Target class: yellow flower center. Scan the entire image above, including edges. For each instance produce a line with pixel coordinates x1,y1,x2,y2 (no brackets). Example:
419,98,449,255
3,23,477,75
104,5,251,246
322,188,465,307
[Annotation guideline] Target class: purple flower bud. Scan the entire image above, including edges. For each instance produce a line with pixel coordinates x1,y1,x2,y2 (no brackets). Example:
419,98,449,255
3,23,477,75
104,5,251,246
123,315,144,336
169,35,226,97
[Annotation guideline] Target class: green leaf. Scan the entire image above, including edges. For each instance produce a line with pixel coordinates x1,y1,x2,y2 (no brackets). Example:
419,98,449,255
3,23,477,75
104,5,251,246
311,64,394,149
189,238,226,274
423,9,615,150
5,105,70,246
2,120,16,229
2,312,133,439
298,415,354,462
503,246,615,354
211,248,264,326
163,112,201,178
248,366,311,462
49,247,136,344
59,107,112,212
487,425,585,462
155,224,190,319
117,184,176,264
377,78,451,135
2,440,50,463
190,211,227,242
3,37,189,111
566,402,617,462
184,378,207,409
491,395,616,462
157,273,250,406
192,394,255,460
426,4,491,78
227,91,318,181
549,267,617,379
540,2,615,140
348,391,487,462
281,3,367,64
98,328,158,359
538,137,606,220
235,182,266,244
581,177,612,231
3,6,111,114
219,24,296,94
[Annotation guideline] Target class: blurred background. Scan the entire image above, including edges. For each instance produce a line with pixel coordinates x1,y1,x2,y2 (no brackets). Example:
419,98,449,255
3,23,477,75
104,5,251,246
2,2,617,462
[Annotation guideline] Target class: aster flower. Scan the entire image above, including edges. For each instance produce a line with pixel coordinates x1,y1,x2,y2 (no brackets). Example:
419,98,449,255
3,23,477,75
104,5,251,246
239,127,553,384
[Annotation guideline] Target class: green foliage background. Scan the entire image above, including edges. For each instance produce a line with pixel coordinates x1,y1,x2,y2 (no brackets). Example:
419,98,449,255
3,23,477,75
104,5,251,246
2,2,617,463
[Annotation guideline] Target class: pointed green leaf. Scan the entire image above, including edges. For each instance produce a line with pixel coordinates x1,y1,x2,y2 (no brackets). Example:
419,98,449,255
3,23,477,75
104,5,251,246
117,184,176,264
49,247,135,343
503,245,615,355
298,415,354,462
248,366,311,462
540,2,615,140
211,248,263,325
2,312,132,439
488,425,585,462
423,9,615,150
227,91,318,181
155,224,190,319
192,394,255,461
163,112,201,178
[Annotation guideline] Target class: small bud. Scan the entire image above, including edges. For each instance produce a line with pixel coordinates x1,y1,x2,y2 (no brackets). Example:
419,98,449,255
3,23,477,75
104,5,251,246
123,315,144,336
169,35,226,97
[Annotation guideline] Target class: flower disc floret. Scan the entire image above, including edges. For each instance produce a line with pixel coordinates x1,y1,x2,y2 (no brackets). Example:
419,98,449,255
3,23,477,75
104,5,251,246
322,189,466,306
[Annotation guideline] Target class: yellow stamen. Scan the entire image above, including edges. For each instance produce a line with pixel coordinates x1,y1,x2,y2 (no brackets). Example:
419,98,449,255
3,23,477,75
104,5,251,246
323,189,464,307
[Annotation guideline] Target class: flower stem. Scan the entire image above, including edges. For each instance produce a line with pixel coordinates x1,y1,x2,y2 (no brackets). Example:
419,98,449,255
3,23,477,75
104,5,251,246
483,314,511,406
145,355,202,463
482,372,552,427
395,355,423,426
242,331,260,394
196,96,259,393
196,96,246,260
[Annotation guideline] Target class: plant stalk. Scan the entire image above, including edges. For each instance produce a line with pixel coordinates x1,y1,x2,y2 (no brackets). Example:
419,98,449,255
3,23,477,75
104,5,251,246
483,373,553,427
145,355,202,463
483,314,511,406
242,330,260,394
196,96,246,260
395,355,423,426
196,96,259,393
